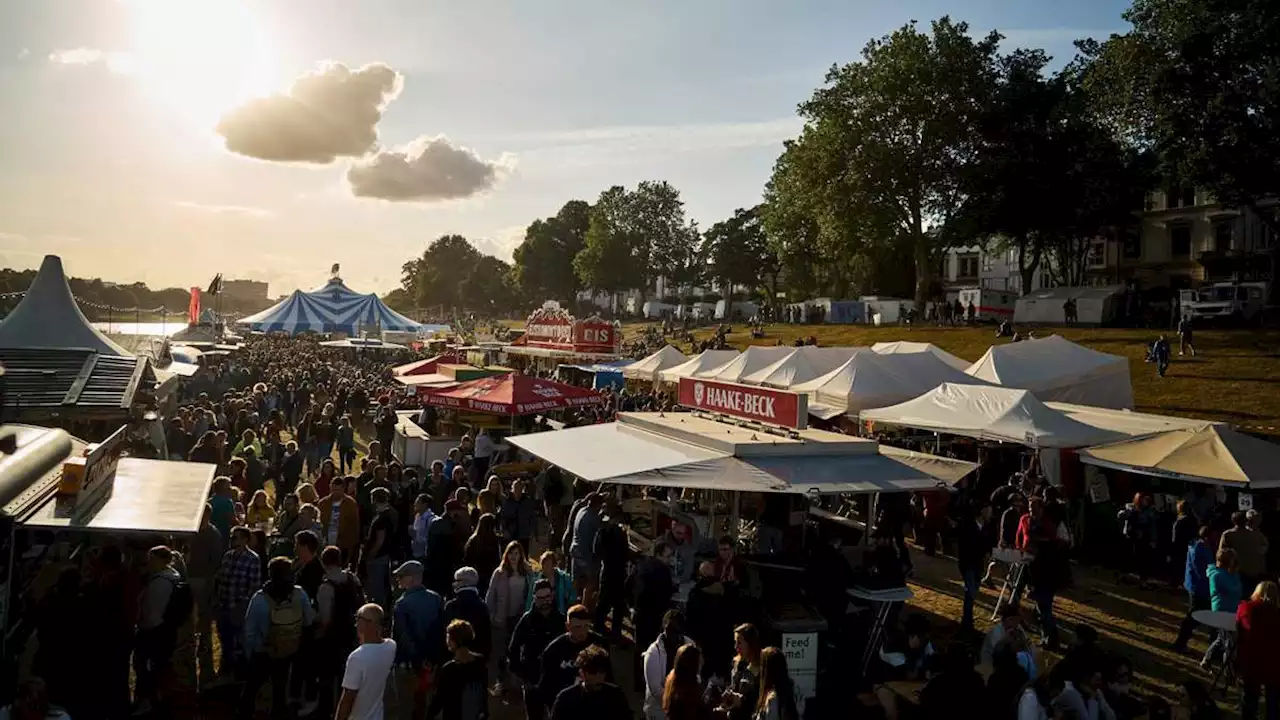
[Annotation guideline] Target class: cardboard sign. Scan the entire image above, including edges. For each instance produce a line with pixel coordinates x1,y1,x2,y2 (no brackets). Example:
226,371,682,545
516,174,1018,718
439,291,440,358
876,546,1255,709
677,377,808,429
1085,472,1110,504
1239,493,1253,511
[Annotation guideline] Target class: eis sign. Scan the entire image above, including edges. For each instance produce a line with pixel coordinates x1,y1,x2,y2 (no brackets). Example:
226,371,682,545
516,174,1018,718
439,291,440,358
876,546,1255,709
677,377,808,430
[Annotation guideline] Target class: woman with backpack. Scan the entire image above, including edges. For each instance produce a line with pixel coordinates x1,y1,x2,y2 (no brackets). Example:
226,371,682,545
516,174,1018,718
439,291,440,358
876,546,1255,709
240,557,316,718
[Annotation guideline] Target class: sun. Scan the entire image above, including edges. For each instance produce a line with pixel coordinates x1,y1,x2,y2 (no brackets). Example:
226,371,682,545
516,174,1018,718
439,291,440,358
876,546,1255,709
124,0,277,129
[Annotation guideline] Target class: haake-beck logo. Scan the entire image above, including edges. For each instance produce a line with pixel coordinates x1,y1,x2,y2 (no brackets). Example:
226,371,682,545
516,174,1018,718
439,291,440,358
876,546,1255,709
693,381,705,406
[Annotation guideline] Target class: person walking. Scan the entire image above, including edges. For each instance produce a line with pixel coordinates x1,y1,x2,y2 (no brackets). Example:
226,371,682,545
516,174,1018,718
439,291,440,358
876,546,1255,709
213,526,261,679
336,604,398,720
549,645,631,720
241,556,316,718
642,611,692,720
1202,548,1242,669
592,506,630,642
955,502,991,634
361,486,399,612
134,546,187,716
315,546,365,719
1178,315,1197,356
1173,526,1215,653
186,504,226,692
509,580,567,720
391,560,445,720
486,542,533,698
424,619,490,720
753,647,800,720
1237,581,1280,720
662,643,714,720
444,567,493,670
500,480,538,557
1221,510,1269,599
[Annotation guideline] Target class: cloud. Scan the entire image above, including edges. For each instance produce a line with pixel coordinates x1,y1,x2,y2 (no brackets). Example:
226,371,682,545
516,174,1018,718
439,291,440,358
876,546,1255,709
346,135,515,202
48,47,133,73
467,226,526,262
17,48,30,60
215,62,403,164
499,118,802,167
170,201,274,218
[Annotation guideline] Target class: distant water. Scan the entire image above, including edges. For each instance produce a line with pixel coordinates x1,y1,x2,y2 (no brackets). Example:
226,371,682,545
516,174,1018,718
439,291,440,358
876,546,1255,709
93,321,185,336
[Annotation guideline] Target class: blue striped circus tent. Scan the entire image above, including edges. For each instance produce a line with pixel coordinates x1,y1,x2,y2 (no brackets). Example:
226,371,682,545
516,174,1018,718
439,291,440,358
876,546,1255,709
238,277,426,335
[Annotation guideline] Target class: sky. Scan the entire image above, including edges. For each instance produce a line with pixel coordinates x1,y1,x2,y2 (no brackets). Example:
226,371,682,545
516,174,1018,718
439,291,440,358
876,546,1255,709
0,0,1130,295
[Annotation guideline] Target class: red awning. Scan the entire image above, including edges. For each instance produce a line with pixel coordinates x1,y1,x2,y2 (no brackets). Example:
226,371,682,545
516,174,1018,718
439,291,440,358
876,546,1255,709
393,353,460,377
422,374,606,416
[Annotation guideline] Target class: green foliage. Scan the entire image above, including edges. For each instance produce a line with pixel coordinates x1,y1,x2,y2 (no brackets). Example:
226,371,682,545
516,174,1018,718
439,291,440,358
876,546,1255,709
512,200,590,305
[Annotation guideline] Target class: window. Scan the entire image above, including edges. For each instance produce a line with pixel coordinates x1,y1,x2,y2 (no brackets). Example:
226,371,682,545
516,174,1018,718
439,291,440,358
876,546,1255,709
982,252,995,272
1123,227,1142,260
957,253,979,279
1170,225,1192,258
1038,271,1053,290
1087,240,1107,269
1180,186,1197,208
1212,221,1233,252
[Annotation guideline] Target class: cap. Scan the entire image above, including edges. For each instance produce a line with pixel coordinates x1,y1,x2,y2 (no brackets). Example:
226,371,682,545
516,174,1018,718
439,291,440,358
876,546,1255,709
453,566,479,589
394,560,423,578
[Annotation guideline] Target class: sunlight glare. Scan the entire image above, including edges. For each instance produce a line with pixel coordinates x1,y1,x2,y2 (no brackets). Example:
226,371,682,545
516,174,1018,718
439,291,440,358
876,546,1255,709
125,0,277,130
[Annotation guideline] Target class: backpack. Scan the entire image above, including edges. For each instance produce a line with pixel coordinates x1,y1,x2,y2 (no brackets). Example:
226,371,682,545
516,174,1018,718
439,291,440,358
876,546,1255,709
266,589,305,659
162,575,195,630
326,572,364,644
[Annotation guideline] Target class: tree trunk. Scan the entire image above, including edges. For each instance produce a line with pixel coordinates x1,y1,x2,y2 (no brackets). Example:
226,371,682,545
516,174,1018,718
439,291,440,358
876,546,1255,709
1017,235,1041,296
913,236,931,312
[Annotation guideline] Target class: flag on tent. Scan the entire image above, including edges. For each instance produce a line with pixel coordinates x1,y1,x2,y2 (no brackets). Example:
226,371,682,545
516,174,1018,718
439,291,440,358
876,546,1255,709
330,263,341,278
188,287,201,324
206,273,224,295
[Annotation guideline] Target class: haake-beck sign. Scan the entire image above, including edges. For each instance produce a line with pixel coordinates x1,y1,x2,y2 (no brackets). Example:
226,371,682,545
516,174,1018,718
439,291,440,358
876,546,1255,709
678,377,808,430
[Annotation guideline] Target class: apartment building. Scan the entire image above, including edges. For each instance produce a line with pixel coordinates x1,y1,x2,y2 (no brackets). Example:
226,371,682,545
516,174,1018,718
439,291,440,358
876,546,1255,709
1132,188,1275,289
941,244,1054,297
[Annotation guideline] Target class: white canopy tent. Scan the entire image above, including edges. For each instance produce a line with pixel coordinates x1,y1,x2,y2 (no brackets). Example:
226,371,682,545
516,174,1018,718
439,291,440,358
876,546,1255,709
790,349,989,419
506,412,975,494
701,346,795,383
741,346,860,388
1078,426,1280,488
964,335,1135,410
1046,402,1222,438
622,345,689,383
872,341,969,371
658,349,741,383
861,382,1124,448
0,255,130,356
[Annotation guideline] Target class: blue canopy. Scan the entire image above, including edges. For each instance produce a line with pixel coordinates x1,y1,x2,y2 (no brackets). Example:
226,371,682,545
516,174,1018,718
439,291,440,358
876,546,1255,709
237,278,426,335
558,360,632,390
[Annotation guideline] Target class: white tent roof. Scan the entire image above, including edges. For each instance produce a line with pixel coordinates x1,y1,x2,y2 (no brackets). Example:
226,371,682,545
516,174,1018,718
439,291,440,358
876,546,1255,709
741,346,861,388
1080,426,1280,488
964,335,1134,410
861,382,1125,448
789,349,989,419
622,345,689,382
658,349,740,383
1046,402,1223,438
506,412,975,494
0,255,130,356
701,345,795,383
872,341,969,371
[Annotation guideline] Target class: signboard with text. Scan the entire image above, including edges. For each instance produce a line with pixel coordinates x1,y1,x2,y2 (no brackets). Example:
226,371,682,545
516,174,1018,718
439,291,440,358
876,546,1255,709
677,377,808,429
522,308,620,354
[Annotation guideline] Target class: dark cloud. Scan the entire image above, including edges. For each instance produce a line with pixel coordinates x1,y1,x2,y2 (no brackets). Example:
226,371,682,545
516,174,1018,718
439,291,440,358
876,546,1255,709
215,62,402,163
346,135,514,202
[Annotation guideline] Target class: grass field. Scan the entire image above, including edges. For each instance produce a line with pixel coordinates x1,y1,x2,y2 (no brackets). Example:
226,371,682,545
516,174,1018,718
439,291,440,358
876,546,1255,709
611,322,1280,437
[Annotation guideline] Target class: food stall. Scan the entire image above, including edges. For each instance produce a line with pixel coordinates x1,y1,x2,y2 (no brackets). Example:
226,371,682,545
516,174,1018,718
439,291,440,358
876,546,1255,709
507,378,975,712
502,307,622,373
0,423,217,700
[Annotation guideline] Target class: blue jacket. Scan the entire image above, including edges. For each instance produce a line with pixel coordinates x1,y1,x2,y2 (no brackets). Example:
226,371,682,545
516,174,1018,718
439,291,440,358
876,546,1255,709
525,568,573,615
1184,540,1213,597
393,585,444,666
1207,564,1242,612
243,586,316,658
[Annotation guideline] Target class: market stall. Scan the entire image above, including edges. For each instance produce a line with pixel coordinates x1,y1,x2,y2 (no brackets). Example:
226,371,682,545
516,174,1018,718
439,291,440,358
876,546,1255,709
502,307,621,372
964,335,1135,410
555,360,632,390
507,378,975,712
622,345,688,385
658,349,740,384
420,373,608,452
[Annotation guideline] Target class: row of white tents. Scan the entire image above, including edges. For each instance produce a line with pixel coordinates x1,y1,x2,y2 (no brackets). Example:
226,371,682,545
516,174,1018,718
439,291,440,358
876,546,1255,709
622,336,1280,488
623,335,1134,417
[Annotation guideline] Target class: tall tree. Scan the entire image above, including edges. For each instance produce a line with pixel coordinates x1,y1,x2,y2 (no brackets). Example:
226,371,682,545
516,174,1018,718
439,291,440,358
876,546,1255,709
459,255,517,313
777,18,1001,308
512,200,591,305
633,180,698,297
402,234,482,311
574,186,639,309
705,206,772,317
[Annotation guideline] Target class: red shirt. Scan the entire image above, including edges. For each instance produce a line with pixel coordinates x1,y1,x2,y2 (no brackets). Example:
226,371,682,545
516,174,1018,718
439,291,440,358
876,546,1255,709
1015,513,1058,553
1237,599,1280,684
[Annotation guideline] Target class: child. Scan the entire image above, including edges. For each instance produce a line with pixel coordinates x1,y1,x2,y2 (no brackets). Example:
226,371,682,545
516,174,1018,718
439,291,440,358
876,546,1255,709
1203,547,1242,667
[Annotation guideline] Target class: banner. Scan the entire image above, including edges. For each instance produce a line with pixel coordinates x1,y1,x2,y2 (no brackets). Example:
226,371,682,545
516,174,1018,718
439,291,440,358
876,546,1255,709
188,287,201,325
677,377,808,429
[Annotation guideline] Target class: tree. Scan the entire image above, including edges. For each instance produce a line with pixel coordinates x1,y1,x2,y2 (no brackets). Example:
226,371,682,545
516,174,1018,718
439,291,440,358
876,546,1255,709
574,186,639,310
705,206,772,316
1081,0,1280,287
512,200,590,305
459,255,517,313
632,181,699,297
402,234,482,311
777,18,1002,308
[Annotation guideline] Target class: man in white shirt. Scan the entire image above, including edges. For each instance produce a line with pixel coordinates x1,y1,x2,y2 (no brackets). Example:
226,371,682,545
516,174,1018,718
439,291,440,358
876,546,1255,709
337,603,397,720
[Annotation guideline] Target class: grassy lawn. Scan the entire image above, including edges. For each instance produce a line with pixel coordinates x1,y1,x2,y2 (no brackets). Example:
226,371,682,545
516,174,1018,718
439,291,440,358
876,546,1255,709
613,322,1280,438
